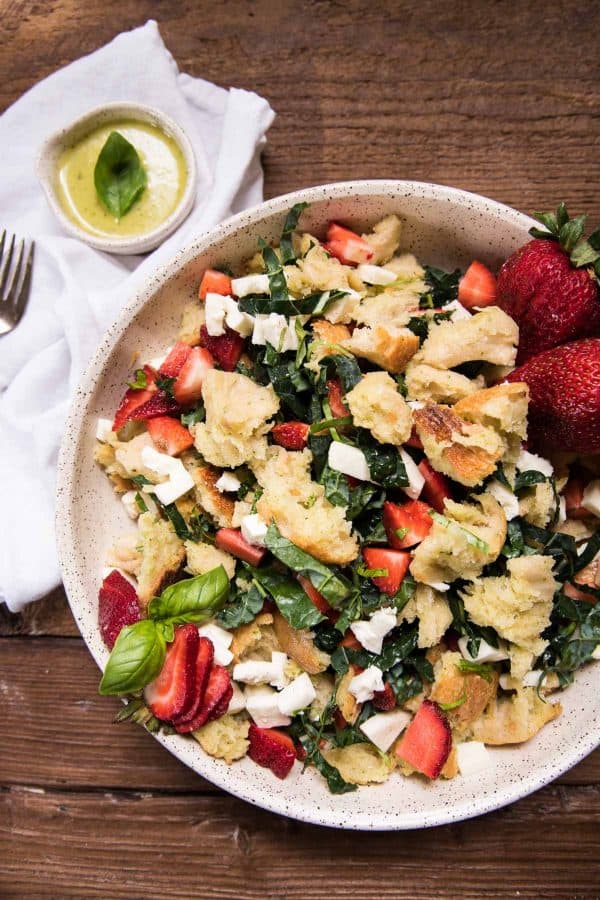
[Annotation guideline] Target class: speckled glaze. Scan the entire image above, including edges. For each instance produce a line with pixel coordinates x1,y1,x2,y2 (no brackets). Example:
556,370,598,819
37,101,198,254
55,181,600,830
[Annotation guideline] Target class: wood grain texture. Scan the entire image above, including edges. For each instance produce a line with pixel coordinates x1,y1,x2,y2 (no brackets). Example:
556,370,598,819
1,0,600,895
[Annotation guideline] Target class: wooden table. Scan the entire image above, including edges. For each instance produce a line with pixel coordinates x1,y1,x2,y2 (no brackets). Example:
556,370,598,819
2,1,599,896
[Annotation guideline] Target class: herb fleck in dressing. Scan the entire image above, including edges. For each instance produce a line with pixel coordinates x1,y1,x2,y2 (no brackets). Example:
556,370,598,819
56,120,187,238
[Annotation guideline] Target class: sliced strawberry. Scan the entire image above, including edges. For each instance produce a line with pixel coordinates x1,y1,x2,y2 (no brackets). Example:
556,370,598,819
297,574,338,623
98,570,140,649
112,365,158,431
383,499,433,549
563,582,597,604
395,699,452,779
362,547,411,596
333,708,348,731
339,631,362,651
326,378,349,419
173,346,215,405
418,459,453,514
200,325,245,372
564,474,591,520
146,416,194,456
373,681,396,711
405,426,424,450
248,725,297,779
199,665,233,727
199,268,232,300
458,261,497,310
159,342,193,378
170,637,215,732
324,222,374,266
128,390,180,422
215,528,266,566
272,421,310,450
144,624,199,723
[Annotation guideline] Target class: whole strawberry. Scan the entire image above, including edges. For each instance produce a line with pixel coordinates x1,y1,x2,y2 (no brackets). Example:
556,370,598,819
497,204,600,363
506,338,600,453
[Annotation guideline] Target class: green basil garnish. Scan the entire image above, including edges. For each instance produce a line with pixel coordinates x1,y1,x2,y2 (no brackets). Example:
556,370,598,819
94,131,147,219
99,620,166,696
147,566,229,625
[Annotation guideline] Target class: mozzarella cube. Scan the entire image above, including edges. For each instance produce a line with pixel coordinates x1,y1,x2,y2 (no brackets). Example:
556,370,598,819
241,513,268,547
582,480,600,518
225,302,255,337
204,292,228,336
350,607,397,655
277,673,316,716
231,274,270,297
348,665,385,703
328,441,372,482
458,636,509,664
197,622,234,666
232,651,289,689
215,472,242,493
456,741,491,776
268,651,289,690
444,299,472,321
244,685,291,728
252,313,298,352
487,479,519,520
355,263,397,286
140,446,195,505
96,418,113,442
399,448,425,499
516,449,553,478
121,490,140,520
359,709,411,752
227,683,247,715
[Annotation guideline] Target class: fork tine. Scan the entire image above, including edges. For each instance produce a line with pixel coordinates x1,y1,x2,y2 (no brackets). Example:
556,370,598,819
5,239,24,305
0,230,5,264
9,241,34,327
0,232,15,298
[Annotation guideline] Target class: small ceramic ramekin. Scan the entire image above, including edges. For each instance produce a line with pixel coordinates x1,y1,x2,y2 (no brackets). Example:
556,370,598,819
36,101,197,255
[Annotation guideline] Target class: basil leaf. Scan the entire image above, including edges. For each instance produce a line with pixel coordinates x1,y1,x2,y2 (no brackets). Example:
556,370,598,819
265,524,351,608
217,583,264,628
148,567,229,625
250,566,325,629
280,202,309,264
94,131,147,219
99,620,166,696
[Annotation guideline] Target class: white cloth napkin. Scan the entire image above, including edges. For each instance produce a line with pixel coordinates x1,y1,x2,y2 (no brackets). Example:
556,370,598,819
0,20,275,612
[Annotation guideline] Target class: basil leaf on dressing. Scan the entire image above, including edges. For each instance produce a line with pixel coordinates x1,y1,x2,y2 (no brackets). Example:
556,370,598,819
99,620,166,696
94,131,147,219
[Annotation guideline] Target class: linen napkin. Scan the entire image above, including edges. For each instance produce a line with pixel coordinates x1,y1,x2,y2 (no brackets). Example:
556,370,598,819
0,20,275,612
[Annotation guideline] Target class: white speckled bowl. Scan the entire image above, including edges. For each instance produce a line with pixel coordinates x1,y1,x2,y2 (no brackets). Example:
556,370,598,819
56,181,600,830
37,101,197,254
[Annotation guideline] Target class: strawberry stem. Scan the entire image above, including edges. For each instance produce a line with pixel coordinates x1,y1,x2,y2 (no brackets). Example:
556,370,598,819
529,203,600,276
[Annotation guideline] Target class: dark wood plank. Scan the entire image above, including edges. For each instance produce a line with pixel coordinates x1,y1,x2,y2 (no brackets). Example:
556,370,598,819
2,637,599,791
0,588,78,638
1,785,599,898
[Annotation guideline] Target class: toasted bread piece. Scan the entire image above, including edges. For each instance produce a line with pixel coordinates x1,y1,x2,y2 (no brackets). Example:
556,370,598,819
413,403,504,487
336,667,360,725
272,611,330,674
135,512,186,610
193,714,249,763
181,453,235,527
415,307,519,370
429,651,499,738
361,215,402,265
346,371,412,445
230,612,274,662
454,382,529,462
323,743,395,784
177,301,205,346
472,688,561,745
405,361,484,404
400,584,453,649
342,325,420,374
184,540,236,580
309,320,352,368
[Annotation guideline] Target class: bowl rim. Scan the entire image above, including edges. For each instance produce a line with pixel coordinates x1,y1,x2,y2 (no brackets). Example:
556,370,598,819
56,179,600,829
36,100,198,255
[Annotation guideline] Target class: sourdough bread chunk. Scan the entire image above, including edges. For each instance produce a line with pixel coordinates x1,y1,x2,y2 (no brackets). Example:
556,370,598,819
336,667,360,724
297,240,353,292
429,651,499,737
400,584,452,648
192,370,279,468
405,362,484,404
322,743,394,785
181,452,235,527
308,320,352,369
384,251,425,280
472,687,561,745
519,481,557,527
113,433,164,483
272,611,330,674
193,715,249,763
414,403,505,487
253,446,358,565
346,372,412,445
352,292,417,330
106,531,142,576
411,493,506,585
184,540,236,580
361,215,402,265
415,307,519,369
135,511,186,610
453,383,529,463
178,301,205,346
460,555,557,660
341,324,420,374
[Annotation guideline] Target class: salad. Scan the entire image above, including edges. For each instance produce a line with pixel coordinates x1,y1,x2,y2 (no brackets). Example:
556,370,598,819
94,203,600,791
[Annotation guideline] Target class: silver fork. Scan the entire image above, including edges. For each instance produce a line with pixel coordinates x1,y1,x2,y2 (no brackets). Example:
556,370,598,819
0,231,35,336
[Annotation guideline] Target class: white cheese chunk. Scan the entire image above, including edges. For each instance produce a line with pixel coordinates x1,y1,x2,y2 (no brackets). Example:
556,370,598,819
399,448,425,499
252,313,298,352
231,274,270,297
244,684,291,728
241,513,268,547
225,302,255,337
204,292,228,336
197,622,234,666
328,441,372,482
444,299,472,321
487,479,519,521
516,449,553,478
268,651,289,690
355,263,397,286
96,418,113,442
582,479,600,518
406,400,425,411
215,472,242,493
232,651,289,689
456,741,491,776
277,673,316,716
350,607,397,655
359,709,411,752
348,665,385,703
227,683,247,715
140,446,195,505
424,581,450,592
458,636,509,664
121,490,140,520
521,669,544,689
